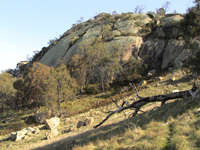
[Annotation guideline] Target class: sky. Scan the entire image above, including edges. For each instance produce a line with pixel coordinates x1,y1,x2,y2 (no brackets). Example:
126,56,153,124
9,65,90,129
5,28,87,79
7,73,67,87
0,0,194,71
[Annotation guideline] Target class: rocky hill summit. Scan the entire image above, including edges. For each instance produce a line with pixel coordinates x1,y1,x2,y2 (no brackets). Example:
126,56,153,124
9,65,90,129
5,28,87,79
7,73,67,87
32,12,186,70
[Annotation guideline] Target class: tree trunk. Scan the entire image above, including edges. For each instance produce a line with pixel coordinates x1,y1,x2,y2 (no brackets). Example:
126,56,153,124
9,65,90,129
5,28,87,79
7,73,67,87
94,83,199,128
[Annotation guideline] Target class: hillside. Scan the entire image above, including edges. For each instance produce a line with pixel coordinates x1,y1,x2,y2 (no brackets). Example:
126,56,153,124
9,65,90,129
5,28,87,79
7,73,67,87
31,12,186,70
1,3,200,150
1,69,200,150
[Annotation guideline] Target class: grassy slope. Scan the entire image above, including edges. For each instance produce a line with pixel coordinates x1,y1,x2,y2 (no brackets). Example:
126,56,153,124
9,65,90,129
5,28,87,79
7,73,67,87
1,69,200,150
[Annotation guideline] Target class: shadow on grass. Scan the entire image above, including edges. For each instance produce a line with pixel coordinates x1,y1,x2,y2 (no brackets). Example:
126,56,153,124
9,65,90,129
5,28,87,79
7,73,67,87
162,75,193,86
33,98,200,150
0,137,10,143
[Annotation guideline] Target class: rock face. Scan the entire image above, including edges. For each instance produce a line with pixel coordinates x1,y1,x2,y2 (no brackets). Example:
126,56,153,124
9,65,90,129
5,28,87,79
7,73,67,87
29,13,188,73
45,117,60,129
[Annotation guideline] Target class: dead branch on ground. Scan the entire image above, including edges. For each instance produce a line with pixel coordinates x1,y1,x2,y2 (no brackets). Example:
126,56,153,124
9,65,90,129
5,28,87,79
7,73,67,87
94,83,199,128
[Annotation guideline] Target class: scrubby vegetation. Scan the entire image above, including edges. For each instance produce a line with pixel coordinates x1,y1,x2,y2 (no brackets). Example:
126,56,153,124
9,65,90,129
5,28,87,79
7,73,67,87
182,0,200,79
1,1,200,149
0,72,17,113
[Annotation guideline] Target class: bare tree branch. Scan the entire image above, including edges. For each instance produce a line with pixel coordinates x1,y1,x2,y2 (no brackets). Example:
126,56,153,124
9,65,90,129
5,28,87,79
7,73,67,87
94,84,199,128
111,98,121,108
129,83,142,99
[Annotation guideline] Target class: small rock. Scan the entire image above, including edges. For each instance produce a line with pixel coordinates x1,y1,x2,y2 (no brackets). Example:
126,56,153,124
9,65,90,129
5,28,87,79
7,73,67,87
45,117,60,129
148,69,157,76
28,127,34,133
139,80,147,86
77,121,85,128
170,76,176,81
20,128,29,135
46,129,59,140
64,118,71,124
84,117,94,126
197,108,200,112
172,89,179,93
155,77,163,81
33,127,41,134
147,72,153,76
10,131,25,141
154,83,160,87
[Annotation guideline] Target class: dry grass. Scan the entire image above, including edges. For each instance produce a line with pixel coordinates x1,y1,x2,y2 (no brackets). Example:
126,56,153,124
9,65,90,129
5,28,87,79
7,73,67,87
1,69,200,150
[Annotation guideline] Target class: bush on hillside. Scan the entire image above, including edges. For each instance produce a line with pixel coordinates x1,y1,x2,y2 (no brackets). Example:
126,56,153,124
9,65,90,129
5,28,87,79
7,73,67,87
14,62,78,111
68,39,122,92
181,0,200,38
182,0,200,78
0,72,17,113
120,56,146,82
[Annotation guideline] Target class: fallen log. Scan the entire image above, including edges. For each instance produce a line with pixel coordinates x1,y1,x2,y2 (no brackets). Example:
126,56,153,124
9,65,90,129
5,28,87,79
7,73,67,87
94,83,199,128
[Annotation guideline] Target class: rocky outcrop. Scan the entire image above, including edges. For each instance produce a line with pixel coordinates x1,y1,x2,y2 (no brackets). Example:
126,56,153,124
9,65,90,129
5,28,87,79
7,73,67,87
32,13,188,71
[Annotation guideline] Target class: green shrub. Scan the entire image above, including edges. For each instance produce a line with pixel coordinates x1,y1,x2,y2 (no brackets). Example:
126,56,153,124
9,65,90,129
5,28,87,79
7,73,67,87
120,56,146,82
0,72,17,112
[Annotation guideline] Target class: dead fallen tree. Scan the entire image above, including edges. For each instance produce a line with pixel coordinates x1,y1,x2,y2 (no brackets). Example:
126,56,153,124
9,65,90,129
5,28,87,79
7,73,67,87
94,83,200,128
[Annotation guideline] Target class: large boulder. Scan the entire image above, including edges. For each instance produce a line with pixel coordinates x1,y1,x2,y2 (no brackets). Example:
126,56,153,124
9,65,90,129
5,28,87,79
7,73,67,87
110,36,143,61
161,40,185,69
163,15,184,27
45,117,60,129
139,39,167,64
